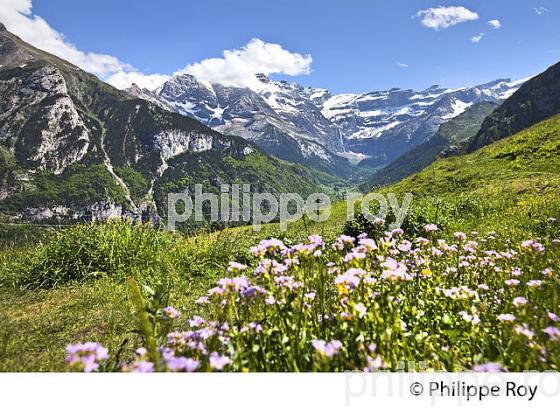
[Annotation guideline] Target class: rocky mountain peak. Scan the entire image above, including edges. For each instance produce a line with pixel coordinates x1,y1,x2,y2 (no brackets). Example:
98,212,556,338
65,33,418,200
0,23,7,32
128,83,142,93
255,73,270,83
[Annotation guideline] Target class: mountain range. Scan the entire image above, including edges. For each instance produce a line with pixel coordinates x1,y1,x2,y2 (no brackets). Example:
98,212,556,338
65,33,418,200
0,24,321,222
127,71,524,176
3,21,559,226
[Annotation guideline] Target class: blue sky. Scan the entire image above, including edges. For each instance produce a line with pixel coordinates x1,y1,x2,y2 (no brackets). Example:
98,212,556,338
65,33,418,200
3,0,559,93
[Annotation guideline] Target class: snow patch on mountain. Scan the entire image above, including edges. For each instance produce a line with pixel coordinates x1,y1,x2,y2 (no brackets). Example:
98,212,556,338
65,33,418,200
442,99,473,120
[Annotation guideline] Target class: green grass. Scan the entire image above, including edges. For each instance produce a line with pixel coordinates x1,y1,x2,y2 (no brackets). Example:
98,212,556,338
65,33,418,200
374,114,560,238
0,115,559,371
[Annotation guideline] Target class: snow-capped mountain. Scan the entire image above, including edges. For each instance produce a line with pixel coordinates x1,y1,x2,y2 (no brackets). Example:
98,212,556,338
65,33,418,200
127,73,354,177
325,79,526,168
127,72,525,175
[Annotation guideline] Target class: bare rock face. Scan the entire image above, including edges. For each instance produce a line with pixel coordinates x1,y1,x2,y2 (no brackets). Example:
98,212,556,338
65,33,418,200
0,65,90,174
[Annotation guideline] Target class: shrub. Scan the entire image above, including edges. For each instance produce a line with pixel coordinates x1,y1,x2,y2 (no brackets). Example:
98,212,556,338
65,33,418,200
343,200,448,240
17,221,183,288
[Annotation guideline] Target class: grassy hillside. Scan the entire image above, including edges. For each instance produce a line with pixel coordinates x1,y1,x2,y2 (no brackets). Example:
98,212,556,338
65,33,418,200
0,115,559,371
372,114,560,236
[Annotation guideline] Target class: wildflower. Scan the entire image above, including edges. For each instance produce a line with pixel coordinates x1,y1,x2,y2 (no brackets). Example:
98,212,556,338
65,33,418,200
209,352,231,370
497,314,516,322
65,342,109,373
547,312,559,322
136,347,148,358
424,224,438,233
359,238,378,252
343,250,366,263
512,297,527,307
415,237,430,246
472,363,504,372
397,241,412,252
511,268,522,277
464,241,479,253
542,268,554,277
227,261,247,273
454,232,467,242
311,340,343,358
308,235,325,249
189,316,206,328
274,275,303,290
431,247,443,257
210,276,250,296
250,238,286,258
241,285,266,299
196,296,209,305
355,303,367,317
291,243,319,258
166,356,199,372
542,327,560,341
335,268,364,291
514,324,534,339
521,240,545,252
370,217,385,226
527,280,542,288
332,235,355,251
443,286,476,300
478,284,489,291
123,360,155,373
505,279,520,287
459,311,480,324
380,258,411,281
304,292,316,300
390,228,404,237
364,355,389,372
162,306,180,319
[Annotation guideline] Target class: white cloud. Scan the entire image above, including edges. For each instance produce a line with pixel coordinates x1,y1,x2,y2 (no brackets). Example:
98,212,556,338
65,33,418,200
535,6,549,15
396,61,408,68
0,0,129,75
417,6,479,30
471,33,484,43
0,1,312,91
178,38,312,90
0,0,169,90
106,71,171,91
488,19,501,29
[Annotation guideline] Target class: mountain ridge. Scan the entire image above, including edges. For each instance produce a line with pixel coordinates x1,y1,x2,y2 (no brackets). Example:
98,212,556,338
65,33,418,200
360,101,499,191
127,73,523,176
467,60,560,152
0,26,322,222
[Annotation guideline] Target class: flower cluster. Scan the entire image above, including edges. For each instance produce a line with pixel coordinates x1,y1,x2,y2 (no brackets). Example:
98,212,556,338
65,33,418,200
69,224,560,372
65,342,109,372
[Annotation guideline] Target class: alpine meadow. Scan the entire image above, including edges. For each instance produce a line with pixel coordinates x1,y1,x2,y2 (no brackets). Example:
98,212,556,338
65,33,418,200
1,1,560,386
